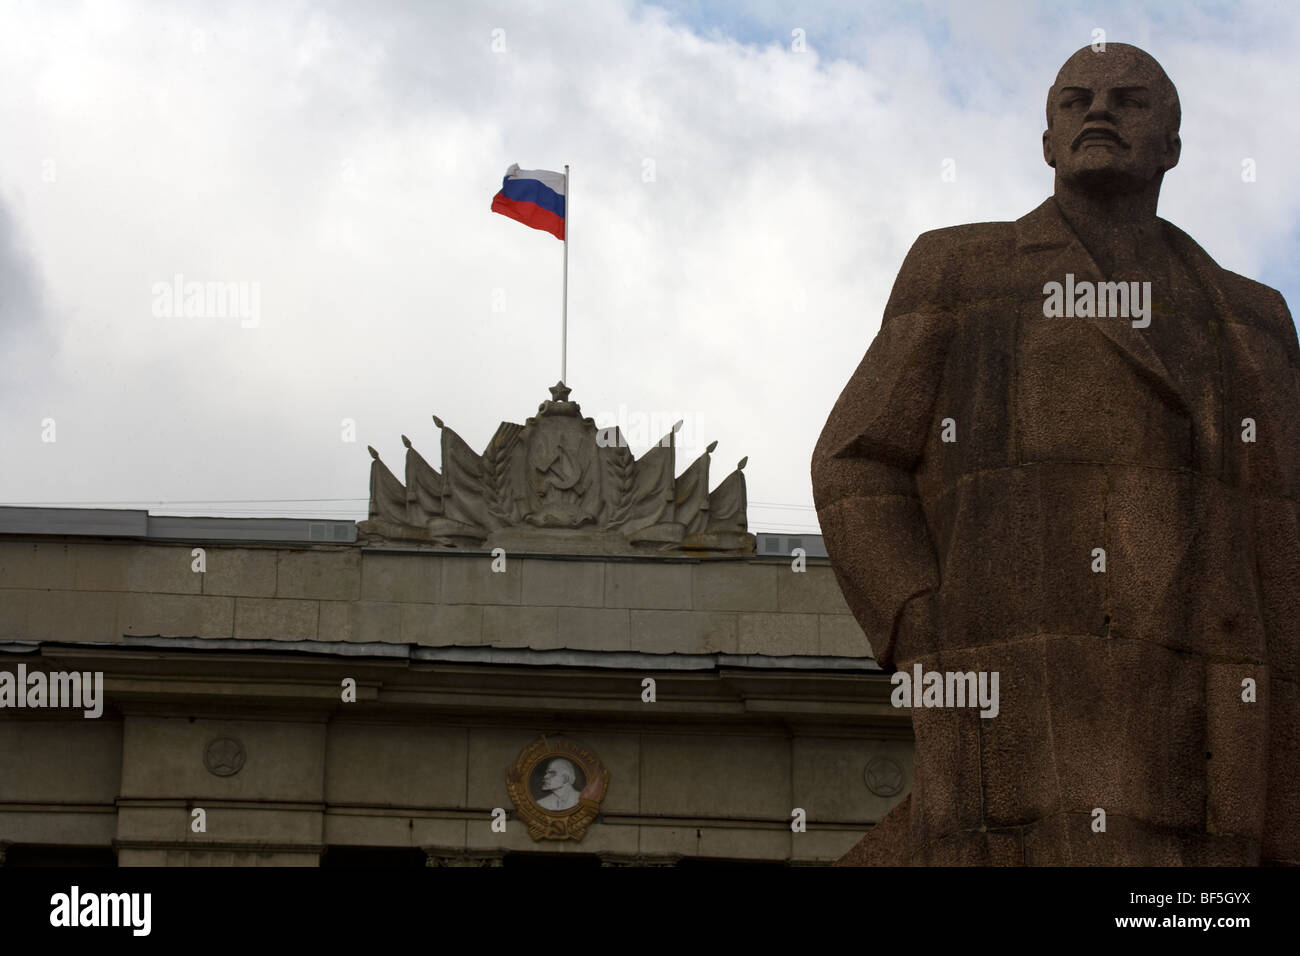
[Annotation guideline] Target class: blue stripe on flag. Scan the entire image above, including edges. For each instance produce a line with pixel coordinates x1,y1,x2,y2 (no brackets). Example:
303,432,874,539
498,177,566,220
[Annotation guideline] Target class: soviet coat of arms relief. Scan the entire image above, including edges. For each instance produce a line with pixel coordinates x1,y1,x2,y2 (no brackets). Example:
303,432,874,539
360,382,755,556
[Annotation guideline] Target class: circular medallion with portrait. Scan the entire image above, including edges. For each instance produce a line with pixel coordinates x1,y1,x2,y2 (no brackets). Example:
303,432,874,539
506,735,610,841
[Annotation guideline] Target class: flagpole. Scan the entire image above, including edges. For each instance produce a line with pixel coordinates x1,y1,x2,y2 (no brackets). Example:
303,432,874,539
561,163,569,385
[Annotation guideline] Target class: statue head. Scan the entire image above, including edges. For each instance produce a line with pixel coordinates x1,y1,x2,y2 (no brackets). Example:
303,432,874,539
542,758,577,792
1042,43,1181,198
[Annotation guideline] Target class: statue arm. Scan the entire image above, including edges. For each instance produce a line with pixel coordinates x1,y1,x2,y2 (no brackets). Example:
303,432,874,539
811,232,955,667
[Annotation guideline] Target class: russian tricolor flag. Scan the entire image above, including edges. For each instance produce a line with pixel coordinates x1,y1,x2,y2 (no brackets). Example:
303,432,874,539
490,164,566,240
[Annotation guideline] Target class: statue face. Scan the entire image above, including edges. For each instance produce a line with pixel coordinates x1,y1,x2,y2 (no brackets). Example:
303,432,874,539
542,759,573,791
1042,46,1181,195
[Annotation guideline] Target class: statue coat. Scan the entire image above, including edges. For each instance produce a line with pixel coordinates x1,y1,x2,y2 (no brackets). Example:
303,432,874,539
812,198,1300,865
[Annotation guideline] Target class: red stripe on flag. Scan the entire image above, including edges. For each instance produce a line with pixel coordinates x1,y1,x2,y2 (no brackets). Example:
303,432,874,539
491,195,565,240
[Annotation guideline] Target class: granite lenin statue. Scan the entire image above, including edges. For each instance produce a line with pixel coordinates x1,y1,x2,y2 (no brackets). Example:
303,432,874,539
812,44,1299,865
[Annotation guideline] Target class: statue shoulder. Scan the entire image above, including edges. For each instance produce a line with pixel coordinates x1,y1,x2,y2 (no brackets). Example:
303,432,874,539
885,221,1016,320
1218,268,1292,320
1160,218,1297,356
1220,270,1298,360
911,220,1015,253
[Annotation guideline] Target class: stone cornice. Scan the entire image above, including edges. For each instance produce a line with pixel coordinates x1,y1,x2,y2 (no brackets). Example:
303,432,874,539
1,642,902,728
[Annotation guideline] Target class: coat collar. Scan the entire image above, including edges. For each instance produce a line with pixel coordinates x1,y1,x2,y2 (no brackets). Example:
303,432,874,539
1015,197,1096,256
1013,197,1224,417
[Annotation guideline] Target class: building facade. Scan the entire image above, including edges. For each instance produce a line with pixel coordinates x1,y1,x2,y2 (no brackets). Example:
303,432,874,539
0,389,912,866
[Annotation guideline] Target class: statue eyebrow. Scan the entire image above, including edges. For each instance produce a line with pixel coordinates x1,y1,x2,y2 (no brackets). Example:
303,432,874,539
1055,84,1149,97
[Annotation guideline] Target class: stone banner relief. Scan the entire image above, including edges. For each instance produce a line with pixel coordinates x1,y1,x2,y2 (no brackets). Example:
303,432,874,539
361,383,755,556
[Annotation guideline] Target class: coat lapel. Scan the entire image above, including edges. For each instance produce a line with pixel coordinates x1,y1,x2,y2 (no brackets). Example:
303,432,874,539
1159,219,1237,330
1015,198,1190,417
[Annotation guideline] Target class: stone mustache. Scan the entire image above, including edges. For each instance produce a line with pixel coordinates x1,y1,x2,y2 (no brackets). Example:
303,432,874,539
812,43,1300,865
362,382,754,556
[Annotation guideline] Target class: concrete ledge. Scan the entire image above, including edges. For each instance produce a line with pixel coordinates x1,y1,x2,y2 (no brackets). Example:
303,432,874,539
400,604,483,646
604,562,692,610
71,543,201,595
558,606,631,651
0,542,74,590
482,605,558,648
693,563,779,611
16,590,123,642
442,557,521,605
1,635,879,670
738,612,819,656
276,551,360,601
522,558,605,607
234,597,318,641
819,614,869,657
203,549,277,598
361,553,441,604
631,609,738,654
119,593,234,639
777,565,852,614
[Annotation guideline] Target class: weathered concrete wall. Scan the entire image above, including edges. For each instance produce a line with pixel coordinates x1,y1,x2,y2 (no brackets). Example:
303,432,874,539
0,540,863,658
0,535,900,866
1,711,907,866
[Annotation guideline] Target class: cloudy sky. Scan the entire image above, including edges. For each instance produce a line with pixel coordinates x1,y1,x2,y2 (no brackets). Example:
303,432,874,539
1,0,1297,535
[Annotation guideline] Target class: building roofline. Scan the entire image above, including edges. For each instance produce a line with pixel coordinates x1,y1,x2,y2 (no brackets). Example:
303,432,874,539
0,636,879,672
0,506,824,555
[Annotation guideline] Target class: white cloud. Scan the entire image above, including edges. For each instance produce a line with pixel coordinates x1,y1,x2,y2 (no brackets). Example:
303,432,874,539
0,0,1296,532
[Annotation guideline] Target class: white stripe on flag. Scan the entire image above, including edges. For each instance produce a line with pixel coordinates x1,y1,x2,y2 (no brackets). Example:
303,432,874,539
504,164,566,196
